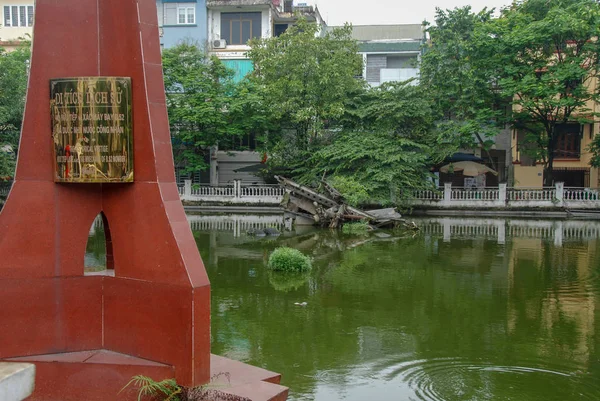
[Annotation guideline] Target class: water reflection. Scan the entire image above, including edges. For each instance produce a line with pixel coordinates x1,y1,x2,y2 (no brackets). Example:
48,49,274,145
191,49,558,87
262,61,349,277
89,215,600,400
193,216,600,401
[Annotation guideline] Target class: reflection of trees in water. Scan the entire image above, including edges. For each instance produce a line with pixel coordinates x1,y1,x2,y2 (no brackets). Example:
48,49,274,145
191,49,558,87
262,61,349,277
196,228,600,400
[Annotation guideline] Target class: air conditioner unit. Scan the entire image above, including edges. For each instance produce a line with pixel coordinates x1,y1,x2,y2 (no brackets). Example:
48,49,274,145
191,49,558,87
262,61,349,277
213,39,227,49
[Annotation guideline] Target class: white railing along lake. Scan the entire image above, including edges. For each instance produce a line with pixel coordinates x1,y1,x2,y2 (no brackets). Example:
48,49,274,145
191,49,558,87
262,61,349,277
180,180,284,205
405,183,600,210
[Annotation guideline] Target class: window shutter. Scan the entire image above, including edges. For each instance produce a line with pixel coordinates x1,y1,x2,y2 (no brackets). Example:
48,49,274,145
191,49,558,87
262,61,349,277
3,6,10,27
164,4,177,25
19,5,26,26
11,6,18,27
27,6,34,26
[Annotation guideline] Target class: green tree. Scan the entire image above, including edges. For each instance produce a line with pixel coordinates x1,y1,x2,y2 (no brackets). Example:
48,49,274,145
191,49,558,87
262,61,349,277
247,19,364,150
162,42,241,175
303,83,448,203
0,42,30,179
420,6,503,167
485,0,600,186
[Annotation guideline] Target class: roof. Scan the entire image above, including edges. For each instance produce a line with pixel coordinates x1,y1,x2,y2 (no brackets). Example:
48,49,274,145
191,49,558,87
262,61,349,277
206,0,272,7
358,41,422,53
327,24,424,41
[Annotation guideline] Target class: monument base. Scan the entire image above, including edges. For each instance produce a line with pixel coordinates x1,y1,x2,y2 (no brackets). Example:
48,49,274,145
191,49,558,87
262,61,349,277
4,352,288,401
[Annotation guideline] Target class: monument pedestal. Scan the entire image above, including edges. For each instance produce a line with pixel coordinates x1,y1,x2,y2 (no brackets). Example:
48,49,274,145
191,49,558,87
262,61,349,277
0,0,287,399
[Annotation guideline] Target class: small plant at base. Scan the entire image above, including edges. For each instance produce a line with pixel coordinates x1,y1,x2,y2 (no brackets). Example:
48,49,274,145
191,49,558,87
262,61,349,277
268,247,312,273
121,372,250,401
342,221,370,235
120,375,182,401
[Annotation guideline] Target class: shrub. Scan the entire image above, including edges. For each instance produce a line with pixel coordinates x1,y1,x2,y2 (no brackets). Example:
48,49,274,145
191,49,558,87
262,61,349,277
342,221,370,235
267,247,312,273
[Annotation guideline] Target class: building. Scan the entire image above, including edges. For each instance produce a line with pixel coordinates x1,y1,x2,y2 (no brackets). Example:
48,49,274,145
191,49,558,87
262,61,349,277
512,122,600,188
327,24,424,87
206,0,324,82
156,0,208,48
0,1,34,50
201,0,325,186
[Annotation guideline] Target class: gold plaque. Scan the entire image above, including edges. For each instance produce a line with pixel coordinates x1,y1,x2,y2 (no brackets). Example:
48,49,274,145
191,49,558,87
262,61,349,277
51,77,133,183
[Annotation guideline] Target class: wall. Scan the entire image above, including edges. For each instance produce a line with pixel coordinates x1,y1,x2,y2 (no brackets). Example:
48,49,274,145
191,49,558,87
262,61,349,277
216,151,265,185
513,165,543,187
222,59,253,82
159,0,207,48
0,0,34,42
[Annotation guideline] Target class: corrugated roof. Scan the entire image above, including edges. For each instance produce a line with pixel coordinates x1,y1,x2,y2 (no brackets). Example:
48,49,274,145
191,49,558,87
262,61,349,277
327,24,424,41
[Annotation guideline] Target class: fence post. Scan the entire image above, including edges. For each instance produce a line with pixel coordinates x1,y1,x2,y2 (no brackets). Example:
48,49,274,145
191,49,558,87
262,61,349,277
443,183,452,204
234,179,241,199
555,182,564,207
498,183,507,206
184,179,192,199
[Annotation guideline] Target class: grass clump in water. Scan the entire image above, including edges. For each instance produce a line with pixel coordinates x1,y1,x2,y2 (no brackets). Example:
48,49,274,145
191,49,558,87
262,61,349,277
268,247,312,273
342,221,370,235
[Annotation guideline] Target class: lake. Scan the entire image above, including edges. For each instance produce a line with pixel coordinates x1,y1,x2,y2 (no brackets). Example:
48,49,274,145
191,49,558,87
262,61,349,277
88,215,600,401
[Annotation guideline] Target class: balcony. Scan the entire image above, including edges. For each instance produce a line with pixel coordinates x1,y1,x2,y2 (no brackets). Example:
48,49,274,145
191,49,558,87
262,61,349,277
380,68,419,85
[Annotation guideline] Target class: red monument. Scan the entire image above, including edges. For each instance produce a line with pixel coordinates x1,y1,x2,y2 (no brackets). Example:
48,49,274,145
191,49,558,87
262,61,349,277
0,0,287,400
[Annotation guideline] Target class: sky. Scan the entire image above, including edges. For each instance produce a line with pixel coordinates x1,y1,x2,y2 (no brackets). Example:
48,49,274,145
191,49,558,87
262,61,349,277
308,0,512,26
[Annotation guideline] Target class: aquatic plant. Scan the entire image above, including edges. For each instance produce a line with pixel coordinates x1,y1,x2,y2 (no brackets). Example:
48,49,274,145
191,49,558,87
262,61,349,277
342,221,370,235
267,247,312,273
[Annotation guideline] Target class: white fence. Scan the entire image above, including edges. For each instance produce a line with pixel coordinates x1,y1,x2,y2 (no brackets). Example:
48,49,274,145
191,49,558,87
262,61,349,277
405,183,600,210
179,179,285,205
418,217,600,245
187,214,288,237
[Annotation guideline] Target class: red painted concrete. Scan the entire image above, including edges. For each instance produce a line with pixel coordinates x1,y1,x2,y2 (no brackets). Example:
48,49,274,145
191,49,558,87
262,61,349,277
210,355,289,401
8,350,175,401
0,0,210,398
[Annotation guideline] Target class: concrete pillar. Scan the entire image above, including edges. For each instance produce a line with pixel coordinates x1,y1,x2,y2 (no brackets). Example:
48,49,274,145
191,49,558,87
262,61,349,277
498,183,507,206
210,145,218,186
184,179,192,199
234,179,242,199
444,183,452,205
555,182,564,206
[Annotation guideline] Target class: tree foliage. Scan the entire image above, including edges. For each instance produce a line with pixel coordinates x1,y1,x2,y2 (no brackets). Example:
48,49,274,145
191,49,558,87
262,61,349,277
299,83,448,203
420,6,503,162
0,43,30,179
485,0,600,185
248,19,364,149
162,42,241,174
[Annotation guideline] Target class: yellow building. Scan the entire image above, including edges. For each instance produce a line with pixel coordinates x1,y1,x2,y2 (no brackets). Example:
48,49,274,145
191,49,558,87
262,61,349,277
0,1,34,51
511,79,600,189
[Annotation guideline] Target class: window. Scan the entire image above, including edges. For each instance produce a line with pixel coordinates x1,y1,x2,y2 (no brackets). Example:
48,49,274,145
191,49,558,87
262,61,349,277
554,123,581,159
177,6,195,24
3,5,34,27
274,24,288,37
220,12,262,45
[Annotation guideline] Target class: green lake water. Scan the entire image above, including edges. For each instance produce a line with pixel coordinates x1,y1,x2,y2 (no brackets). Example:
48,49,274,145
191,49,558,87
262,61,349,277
87,216,600,401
